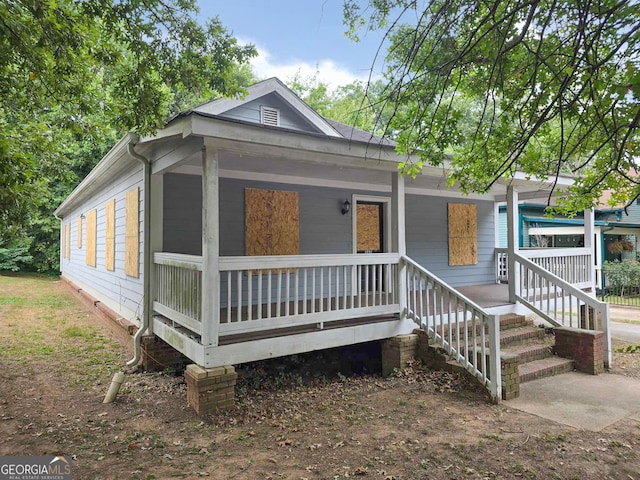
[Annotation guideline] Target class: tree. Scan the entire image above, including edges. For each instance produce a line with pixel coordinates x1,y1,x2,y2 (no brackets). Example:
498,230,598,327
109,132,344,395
288,72,392,136
345,0,640,210
1,0,257,271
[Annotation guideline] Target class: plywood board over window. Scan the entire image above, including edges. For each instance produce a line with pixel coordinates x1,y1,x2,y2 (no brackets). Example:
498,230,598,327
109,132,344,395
357,203,382,252
77,217,82,248
85,210,97,267
125,188,139,278
65,223,71,259
105,199,116,271
61,224,67,260
245,188,299,257
448,203,478,266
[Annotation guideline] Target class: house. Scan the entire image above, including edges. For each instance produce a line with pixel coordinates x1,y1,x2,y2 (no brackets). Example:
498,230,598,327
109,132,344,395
496,197,640,288
54,78,611,413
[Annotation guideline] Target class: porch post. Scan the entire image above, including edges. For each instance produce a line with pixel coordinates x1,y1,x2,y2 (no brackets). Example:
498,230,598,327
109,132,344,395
201,139,220,348
391,172,407,317
147,173,164,335
506,185,520,303
584,208,596,294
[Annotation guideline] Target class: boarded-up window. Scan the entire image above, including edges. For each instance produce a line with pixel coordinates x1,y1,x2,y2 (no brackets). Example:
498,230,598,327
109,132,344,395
61,224,67,260
85,210,97,267
125,188,139,277
245,188,299,256
105,199,116,271
356,203,383,252
448,203,478,266
77,217,82,248
65,223,71,259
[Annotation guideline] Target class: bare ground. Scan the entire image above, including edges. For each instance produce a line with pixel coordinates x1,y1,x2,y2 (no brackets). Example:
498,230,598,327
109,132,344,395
1,274,639,480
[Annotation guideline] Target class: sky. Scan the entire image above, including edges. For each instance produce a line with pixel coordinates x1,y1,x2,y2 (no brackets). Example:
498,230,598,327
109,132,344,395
198,0,388,89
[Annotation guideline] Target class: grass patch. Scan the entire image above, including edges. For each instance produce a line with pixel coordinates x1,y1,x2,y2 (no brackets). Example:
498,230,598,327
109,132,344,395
62,325,97,339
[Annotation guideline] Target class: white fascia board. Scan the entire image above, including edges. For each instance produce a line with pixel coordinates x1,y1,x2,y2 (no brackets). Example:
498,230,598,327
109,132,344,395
193,78,342,137
189,114,401,170
54,133,136,218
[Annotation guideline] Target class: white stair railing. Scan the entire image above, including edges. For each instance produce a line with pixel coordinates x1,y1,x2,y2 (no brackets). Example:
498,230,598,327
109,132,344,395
514,253,611,367
401,256,502,402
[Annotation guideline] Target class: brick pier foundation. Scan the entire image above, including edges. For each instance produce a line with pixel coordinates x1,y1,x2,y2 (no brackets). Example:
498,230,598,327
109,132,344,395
185,365,237,415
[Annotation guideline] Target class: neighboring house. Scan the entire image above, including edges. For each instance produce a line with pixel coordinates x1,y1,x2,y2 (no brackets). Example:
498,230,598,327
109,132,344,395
497,199,640,287
54,78,609,412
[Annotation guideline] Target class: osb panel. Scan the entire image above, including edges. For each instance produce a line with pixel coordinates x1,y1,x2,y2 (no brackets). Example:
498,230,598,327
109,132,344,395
245,188,299,257
105,199,116,271
448,203,477,237
85,210,97,267
448,203,477,266
357,203,382,252
61,224,67,259
125,188,139,278
77,216,82,248
66,222,71,260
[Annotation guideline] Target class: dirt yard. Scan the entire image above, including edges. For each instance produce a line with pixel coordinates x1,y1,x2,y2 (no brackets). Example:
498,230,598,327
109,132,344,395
1,274,639,480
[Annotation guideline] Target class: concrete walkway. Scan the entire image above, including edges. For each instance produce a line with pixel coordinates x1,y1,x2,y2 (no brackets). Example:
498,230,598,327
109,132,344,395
505,372,640,431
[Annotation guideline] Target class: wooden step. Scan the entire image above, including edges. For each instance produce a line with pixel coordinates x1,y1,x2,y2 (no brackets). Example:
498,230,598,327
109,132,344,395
502,342,553,364
519,357,574,383
499,314,531,330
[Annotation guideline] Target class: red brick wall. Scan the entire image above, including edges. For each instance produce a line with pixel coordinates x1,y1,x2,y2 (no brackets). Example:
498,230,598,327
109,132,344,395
554,327,604,375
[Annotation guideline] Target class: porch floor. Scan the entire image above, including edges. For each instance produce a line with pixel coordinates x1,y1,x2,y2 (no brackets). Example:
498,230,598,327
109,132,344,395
218,314,398,345
457,283,511,308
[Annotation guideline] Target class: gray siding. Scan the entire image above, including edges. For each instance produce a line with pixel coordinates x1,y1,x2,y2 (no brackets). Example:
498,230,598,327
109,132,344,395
406,195,496,287
220,93,320,134
163,173,202,255
60,165,144,322
162,175,496,288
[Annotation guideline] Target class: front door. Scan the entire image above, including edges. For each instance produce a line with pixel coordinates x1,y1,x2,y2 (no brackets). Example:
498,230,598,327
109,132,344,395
356,201,384,292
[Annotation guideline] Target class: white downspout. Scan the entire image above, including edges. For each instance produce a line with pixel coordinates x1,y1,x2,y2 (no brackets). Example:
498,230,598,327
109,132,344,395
126,138,152,368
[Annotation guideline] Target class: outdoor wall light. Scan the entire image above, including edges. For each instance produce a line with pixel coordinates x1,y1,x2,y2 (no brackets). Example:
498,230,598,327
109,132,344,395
341,199,351,215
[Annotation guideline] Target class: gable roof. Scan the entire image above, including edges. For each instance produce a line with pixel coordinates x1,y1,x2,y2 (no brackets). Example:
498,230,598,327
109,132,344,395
193,77,342,137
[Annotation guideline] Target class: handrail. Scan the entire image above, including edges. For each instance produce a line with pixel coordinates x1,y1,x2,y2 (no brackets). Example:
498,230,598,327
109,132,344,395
219,253,400,270
402,256,488,313
519,247,591,259
400,256,501,402
513,252,611,367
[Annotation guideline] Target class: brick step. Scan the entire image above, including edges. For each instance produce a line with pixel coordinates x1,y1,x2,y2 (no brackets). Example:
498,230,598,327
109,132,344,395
499,326,546,347
502,342,554,364
519,356,574,383
434,314,531,338
499,314,531,330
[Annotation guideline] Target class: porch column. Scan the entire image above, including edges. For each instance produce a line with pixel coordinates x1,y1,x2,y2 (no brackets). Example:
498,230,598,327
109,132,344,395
506,185,520,303
584,208,596,294
201,139,220,347
391,172,407,316
147,173,164,335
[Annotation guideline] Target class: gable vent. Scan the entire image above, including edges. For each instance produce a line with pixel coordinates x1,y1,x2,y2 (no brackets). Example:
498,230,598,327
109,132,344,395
260,106,280,126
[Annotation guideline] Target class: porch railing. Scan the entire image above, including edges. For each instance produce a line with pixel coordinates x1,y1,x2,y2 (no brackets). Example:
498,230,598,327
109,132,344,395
217,253,400,336
514,253,611,367
153,252,203,335
401,256,502,401
496,247,593,290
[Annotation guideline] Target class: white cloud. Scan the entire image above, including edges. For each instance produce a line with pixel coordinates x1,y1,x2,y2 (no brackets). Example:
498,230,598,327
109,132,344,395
246,42,375,90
